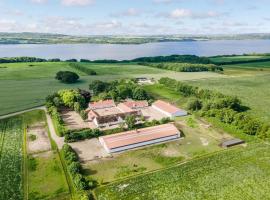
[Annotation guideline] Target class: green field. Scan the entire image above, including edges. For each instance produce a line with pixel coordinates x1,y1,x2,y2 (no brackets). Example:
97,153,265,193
0,111,70,200
94,142,270,200
0,62,223,116
0,117,24,200
28,152,70,200
210,55,270,63
189,74,270,122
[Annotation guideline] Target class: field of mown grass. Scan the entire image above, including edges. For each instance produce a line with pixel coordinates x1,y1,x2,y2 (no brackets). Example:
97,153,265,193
0,62,223,116
94,142,270,200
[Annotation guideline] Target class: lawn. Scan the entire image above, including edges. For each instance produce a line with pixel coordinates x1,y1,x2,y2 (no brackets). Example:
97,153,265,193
0,62,224,116
28,152,70,200
83,116,227,183
94,142,270,200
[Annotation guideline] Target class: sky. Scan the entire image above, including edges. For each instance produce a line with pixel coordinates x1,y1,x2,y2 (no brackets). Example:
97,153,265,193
0,0,270,35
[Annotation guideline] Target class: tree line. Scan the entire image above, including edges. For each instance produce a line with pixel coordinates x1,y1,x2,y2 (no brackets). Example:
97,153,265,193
0,55,212,64
89,79,150,102
159,77,270,139
139,62,223,72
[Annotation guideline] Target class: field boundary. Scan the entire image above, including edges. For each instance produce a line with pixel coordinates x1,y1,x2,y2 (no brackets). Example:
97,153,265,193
0,106,45,119
22,127,28,200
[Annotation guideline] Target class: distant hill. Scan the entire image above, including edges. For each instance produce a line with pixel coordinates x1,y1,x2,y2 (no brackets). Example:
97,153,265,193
1,32,270,44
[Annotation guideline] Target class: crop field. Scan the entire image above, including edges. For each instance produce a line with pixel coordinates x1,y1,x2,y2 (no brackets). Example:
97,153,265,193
0,117,24,200
94,142,270,200
0,62,223,116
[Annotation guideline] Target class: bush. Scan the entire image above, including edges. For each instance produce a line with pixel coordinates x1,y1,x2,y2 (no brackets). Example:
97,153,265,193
187,98,202,111
55,71,79,83
64,129,103,143
80,110,87,120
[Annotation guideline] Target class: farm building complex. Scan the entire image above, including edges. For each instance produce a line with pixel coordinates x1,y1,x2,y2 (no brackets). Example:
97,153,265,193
99,123,181,153
86,99,187,129
152,100,188,117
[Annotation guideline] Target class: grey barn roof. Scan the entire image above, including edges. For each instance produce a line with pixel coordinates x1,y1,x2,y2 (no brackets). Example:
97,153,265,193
220,139,245,147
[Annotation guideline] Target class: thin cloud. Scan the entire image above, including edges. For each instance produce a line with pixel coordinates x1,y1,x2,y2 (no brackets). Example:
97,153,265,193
30,0,48,4
111,8,142,17
61,0,94,6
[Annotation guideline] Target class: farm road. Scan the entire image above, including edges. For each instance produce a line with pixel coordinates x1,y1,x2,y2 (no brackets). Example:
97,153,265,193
0,106,64,149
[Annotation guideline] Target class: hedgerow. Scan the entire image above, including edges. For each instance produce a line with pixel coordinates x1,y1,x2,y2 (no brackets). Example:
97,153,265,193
159,77,270,139
139,62,223,72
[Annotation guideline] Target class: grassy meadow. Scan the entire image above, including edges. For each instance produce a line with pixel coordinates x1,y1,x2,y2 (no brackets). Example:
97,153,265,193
0,62,223,116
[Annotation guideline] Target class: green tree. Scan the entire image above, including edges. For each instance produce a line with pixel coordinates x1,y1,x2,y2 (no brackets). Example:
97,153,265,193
55,71,79,83
125,115,136,129
89,80,109,95
187,98,202,111
132,87,148,100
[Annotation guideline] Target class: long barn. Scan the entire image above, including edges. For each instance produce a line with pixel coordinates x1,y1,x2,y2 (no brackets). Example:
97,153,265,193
99,123,180,153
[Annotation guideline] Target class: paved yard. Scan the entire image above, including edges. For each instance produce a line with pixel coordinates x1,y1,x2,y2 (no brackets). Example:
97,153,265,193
70,138,110,162
61,110,90,130
141,106,167,121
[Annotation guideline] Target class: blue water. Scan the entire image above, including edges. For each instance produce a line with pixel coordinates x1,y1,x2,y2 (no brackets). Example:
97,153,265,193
0,40,270,60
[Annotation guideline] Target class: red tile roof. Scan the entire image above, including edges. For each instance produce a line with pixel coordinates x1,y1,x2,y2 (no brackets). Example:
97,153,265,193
117,103,134,113
99,123,179,149
123,100,149,109
152,100,181,114
89,100,115,110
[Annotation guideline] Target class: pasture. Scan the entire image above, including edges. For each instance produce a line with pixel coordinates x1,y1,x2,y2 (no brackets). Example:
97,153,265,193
94,142,270,200
0,62,223,116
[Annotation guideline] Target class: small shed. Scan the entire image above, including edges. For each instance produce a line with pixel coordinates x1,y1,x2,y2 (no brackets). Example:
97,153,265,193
220,139,245,148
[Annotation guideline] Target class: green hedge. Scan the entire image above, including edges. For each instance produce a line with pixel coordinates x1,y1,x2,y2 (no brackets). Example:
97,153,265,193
69,63,97,75
61,144,96,191
140,62,223,72
159,77,270,139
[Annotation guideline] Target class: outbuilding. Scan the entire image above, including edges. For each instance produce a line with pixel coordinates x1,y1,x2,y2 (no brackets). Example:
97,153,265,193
220,139,245,148
152,100,187,118
99,123,180,153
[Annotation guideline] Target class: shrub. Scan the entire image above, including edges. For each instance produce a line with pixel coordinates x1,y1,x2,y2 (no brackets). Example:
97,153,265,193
187,98,202,111
55,71,79,83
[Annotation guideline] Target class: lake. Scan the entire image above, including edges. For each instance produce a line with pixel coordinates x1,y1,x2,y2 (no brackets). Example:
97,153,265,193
1,40,270,60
